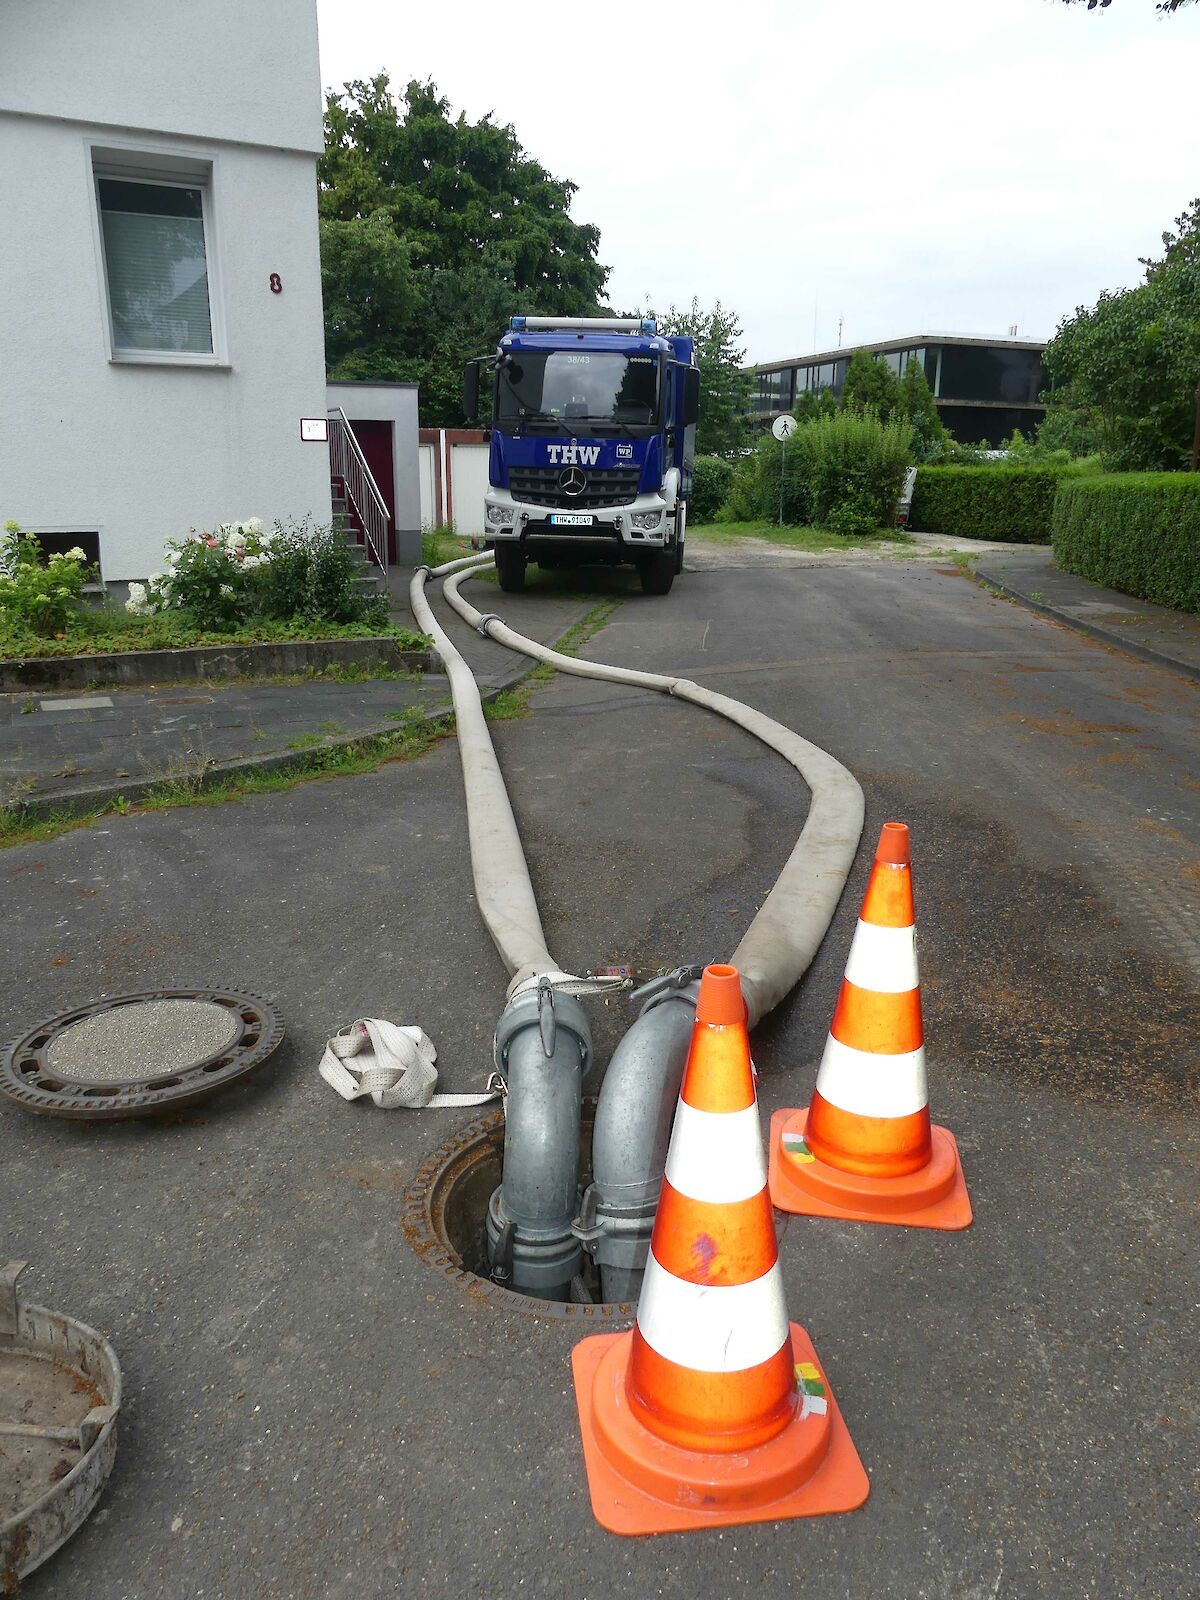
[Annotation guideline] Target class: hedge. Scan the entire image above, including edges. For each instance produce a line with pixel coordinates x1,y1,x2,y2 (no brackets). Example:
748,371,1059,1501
909,466,1067,543
1052,474,1200,614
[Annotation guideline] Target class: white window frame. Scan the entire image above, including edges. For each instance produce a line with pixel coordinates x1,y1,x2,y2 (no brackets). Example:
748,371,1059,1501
89,141,228,368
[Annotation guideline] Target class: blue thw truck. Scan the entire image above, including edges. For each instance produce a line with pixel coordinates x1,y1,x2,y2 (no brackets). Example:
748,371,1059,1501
463,316,700,595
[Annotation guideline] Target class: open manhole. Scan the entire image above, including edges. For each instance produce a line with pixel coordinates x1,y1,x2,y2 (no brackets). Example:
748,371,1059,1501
0,989,284,1119
402,1104,637,1322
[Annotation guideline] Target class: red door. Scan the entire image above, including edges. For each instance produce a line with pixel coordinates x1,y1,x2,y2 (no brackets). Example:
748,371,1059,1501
346,420,397,563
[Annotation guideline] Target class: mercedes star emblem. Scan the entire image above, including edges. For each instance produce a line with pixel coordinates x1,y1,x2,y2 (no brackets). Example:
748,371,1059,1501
560,466,587,497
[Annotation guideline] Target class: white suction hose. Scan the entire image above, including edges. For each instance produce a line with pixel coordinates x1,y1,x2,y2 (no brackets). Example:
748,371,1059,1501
439,561,864,1027
409,557,559,997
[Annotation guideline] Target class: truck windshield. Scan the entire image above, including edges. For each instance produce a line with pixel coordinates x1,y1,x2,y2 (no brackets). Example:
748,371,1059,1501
497,351,660,428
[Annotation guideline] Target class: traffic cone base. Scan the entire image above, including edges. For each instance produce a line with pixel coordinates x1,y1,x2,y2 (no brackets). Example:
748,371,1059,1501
572,1324,869,1537
768,1107,972,1231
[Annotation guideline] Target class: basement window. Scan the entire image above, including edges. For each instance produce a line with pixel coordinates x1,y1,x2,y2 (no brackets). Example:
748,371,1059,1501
94,163,219,361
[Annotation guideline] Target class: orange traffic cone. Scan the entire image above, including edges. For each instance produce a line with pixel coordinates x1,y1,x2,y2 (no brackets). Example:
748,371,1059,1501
572,964,868,1536
769,822,972,1231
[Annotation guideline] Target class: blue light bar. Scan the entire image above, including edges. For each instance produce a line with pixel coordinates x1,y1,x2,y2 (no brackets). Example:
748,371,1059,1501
640,317,657,335
510,316,527,331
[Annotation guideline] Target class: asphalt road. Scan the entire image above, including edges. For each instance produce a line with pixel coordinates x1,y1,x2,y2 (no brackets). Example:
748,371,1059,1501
2,555,1196,1599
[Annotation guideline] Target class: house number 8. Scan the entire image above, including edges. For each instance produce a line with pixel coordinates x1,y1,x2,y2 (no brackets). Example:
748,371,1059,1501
269,273,283,294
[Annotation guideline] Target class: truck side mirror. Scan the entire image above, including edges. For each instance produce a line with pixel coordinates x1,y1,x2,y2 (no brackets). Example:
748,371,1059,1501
462,360,480,421
682,367,701,426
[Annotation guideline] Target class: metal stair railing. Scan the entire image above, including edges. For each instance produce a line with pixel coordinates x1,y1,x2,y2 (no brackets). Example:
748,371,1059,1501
327,407,389,575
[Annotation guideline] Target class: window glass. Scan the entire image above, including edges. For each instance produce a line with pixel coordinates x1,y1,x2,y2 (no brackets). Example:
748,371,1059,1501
497,351,659,425
98,177,213,353
938,345,1042,404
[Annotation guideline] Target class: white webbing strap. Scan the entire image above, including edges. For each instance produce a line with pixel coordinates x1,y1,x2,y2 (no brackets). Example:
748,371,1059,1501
319,1018,502,1110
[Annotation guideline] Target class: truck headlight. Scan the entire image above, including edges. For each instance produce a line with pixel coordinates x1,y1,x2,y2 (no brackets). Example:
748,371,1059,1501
486,503,515,525
630,511,663,530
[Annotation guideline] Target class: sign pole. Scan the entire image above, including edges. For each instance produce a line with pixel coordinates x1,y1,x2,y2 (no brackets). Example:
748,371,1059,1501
771,414,797,528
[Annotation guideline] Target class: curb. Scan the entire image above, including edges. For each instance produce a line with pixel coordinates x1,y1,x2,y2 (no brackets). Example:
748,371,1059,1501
1,647,542,828
0,639,433,694
974,567,1200,685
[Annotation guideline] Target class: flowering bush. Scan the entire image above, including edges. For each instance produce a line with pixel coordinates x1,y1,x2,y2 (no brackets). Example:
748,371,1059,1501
128,517,385,631
0,523,93,636
127,519,273,631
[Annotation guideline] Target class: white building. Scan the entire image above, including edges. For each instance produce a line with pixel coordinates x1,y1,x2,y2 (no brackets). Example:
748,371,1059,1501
0,0,334,586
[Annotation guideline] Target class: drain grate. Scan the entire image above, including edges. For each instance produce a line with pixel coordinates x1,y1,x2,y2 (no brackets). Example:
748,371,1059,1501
0,989,284,1119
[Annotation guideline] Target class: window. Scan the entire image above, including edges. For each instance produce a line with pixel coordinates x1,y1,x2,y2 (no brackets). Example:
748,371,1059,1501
95,170,215,357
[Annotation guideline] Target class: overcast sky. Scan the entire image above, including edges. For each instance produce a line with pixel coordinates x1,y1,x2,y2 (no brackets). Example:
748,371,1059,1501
316,0,1200,364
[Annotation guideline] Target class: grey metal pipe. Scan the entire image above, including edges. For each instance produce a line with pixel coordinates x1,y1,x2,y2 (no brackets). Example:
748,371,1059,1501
579,987,698,1303
484,985,592,1300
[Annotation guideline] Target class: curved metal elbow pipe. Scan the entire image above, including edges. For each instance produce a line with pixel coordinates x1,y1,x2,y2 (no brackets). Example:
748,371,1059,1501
582,987,698,1303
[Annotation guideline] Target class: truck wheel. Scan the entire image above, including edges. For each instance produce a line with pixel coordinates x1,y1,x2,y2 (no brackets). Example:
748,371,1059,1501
638,550,675,596
495,544,527,593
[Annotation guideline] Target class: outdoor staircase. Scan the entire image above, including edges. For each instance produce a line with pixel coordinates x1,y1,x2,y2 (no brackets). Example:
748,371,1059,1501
331,488,389,604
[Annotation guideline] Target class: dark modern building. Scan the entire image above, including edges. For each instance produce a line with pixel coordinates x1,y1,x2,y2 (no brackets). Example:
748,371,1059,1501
746,334,1048,444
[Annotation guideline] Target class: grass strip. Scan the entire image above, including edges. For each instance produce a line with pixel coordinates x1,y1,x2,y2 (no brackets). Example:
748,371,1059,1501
1,594,624,850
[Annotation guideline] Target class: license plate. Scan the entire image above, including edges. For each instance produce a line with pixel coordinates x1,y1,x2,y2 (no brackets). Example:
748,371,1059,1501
549,514,594,527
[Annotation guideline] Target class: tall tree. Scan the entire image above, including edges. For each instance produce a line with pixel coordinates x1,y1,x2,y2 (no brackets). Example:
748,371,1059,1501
839,349,903,421
319,75,609,422
651,299,753,458
897,354,946,461
1043,197,1200,469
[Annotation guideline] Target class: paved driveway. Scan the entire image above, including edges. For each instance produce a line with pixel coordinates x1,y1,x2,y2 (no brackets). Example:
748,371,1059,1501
2,558,1196,1599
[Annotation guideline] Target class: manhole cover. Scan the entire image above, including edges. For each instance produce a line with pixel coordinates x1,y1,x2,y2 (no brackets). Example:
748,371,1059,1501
0,1261,121,1588
0,989,284,1119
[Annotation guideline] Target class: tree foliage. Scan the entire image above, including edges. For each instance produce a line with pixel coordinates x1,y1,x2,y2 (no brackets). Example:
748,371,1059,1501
839,349,903,421
1060,1,1195,12
1043,197,1200,470
318,75,609,422
650,298,752,458
898,355,947,462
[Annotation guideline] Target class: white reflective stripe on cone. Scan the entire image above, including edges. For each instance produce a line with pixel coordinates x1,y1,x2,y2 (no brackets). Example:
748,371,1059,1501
664,1101,766,1205
814,1034,928,1119
635,1254,790,1373
843,919,919,995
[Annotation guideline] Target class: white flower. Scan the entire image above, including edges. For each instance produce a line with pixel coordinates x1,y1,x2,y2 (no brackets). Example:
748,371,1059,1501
125,581,152,615
220,583,234,597
65,546,87,561
149,572,166,587
227,531,247,552
245,518,264,535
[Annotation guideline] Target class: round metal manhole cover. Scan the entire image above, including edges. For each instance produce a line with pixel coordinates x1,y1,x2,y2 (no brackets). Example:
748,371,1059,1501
0,989,284,1119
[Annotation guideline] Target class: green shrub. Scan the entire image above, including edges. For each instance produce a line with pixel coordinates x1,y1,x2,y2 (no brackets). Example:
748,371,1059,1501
1052,474,1200,613
721,413,912,532
0,524,92,635
254,517,386,626
689,456,734,522
909,466,1070,543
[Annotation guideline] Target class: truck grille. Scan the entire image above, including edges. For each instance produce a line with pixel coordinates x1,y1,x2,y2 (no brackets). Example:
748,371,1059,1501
508,467,641,509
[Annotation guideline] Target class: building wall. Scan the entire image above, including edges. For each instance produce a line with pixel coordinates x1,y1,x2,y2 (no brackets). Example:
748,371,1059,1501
327,383,421,560
0,0,322,154
0,1,330,581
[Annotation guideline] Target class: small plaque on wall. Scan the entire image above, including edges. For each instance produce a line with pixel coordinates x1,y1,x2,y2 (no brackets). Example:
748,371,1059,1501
300,418,329,442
